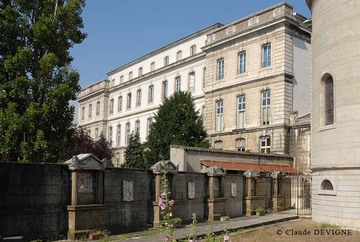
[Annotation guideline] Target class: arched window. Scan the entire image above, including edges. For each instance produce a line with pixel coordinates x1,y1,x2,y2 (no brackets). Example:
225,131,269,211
323,74,334,125
321,179,334,190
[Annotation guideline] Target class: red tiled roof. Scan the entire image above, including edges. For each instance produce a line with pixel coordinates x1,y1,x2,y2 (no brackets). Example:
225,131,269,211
201,160,300,174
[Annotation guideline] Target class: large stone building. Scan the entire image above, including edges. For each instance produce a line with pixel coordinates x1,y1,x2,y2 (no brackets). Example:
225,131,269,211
78,23,223,166
307,0,360,229
78,2,311,170
202,3,311,155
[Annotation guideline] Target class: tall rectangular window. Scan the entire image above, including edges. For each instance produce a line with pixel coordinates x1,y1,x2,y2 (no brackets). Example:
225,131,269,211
237,95,245,129
138,67,143,76
120,75,124,83
236,138,245,152
148,85,154,103
217,58,224,80
175,76,181,92
162,80,168,99
190,45,196,56
96,101,100,116
324,75,334,125
261,90,270,125
214,140,223,150
216,99,224,132
125,122,130,145
150,62,155,71
136,89,141,106
95,128,99,141
109,99,114,114
108,126,113,146
176,51,182,61
116,124,121,147
189,72,195,93
135,120,140,134
238,51,246,74
81,107,85,120
262,43,271,68
118,96,122,112
88,104,92,118
164,56,169,66
147,117,153,136
127,93,131,109
203,67,206,88
260,136,271,153
129,71,133,80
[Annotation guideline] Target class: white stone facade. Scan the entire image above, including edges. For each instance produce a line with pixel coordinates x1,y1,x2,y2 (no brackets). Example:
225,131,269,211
78,2,311,170
307,0,360,228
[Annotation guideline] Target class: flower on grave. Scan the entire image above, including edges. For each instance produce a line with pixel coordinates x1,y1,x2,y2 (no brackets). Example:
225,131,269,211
160,203,166,210
169,199,174,206
162,236,169,242
224,235,230,241
169,212,173,217
159,197,163,205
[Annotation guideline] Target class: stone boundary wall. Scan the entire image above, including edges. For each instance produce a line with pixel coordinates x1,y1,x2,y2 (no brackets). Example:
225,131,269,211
0,162,249,239
0,162,71,240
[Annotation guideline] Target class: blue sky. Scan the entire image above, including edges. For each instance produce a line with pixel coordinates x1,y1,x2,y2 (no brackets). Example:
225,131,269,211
70,1,311,89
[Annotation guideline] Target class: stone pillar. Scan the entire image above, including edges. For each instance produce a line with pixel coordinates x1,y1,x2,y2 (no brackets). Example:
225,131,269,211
244,170,260,216
208,176,215,221
245,177,252,216
71,171,78,206
152,174,162,229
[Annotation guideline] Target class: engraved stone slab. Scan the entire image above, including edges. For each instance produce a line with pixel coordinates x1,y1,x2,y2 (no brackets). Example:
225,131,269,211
231,182,237,197
123,180,134,201
78,173,93,193
188,182,195,199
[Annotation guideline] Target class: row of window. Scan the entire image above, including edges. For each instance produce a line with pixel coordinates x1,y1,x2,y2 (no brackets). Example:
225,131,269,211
108,117,154,147
81,101,101,120
215,89,271,132
115,45,197,85
214,135,271,153
109,72,197,114
216,43,271,80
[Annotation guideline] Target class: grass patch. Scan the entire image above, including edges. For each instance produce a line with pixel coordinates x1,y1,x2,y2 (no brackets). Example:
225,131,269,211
317,222,340,229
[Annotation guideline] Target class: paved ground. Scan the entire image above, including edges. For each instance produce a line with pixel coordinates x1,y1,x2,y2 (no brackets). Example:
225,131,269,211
115,213,299,242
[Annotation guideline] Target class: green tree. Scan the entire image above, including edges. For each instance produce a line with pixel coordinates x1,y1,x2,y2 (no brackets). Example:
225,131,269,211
123,131,146,169
0,0,86,163
66,128,114,167
145,91,209,166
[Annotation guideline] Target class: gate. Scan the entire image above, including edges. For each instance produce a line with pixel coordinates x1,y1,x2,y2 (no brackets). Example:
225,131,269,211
281,175,311,215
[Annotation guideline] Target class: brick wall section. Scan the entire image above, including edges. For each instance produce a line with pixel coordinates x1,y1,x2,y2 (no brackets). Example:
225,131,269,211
0,162,70,240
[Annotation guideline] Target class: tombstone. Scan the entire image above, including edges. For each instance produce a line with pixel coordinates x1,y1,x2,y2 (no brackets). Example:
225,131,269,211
64,154,106,240
150,160,178,229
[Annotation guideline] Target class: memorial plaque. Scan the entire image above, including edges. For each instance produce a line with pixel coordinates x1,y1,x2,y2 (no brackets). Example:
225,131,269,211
188,182,195,199
231,182,237,197
78,173,93,193
123,180,134,201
